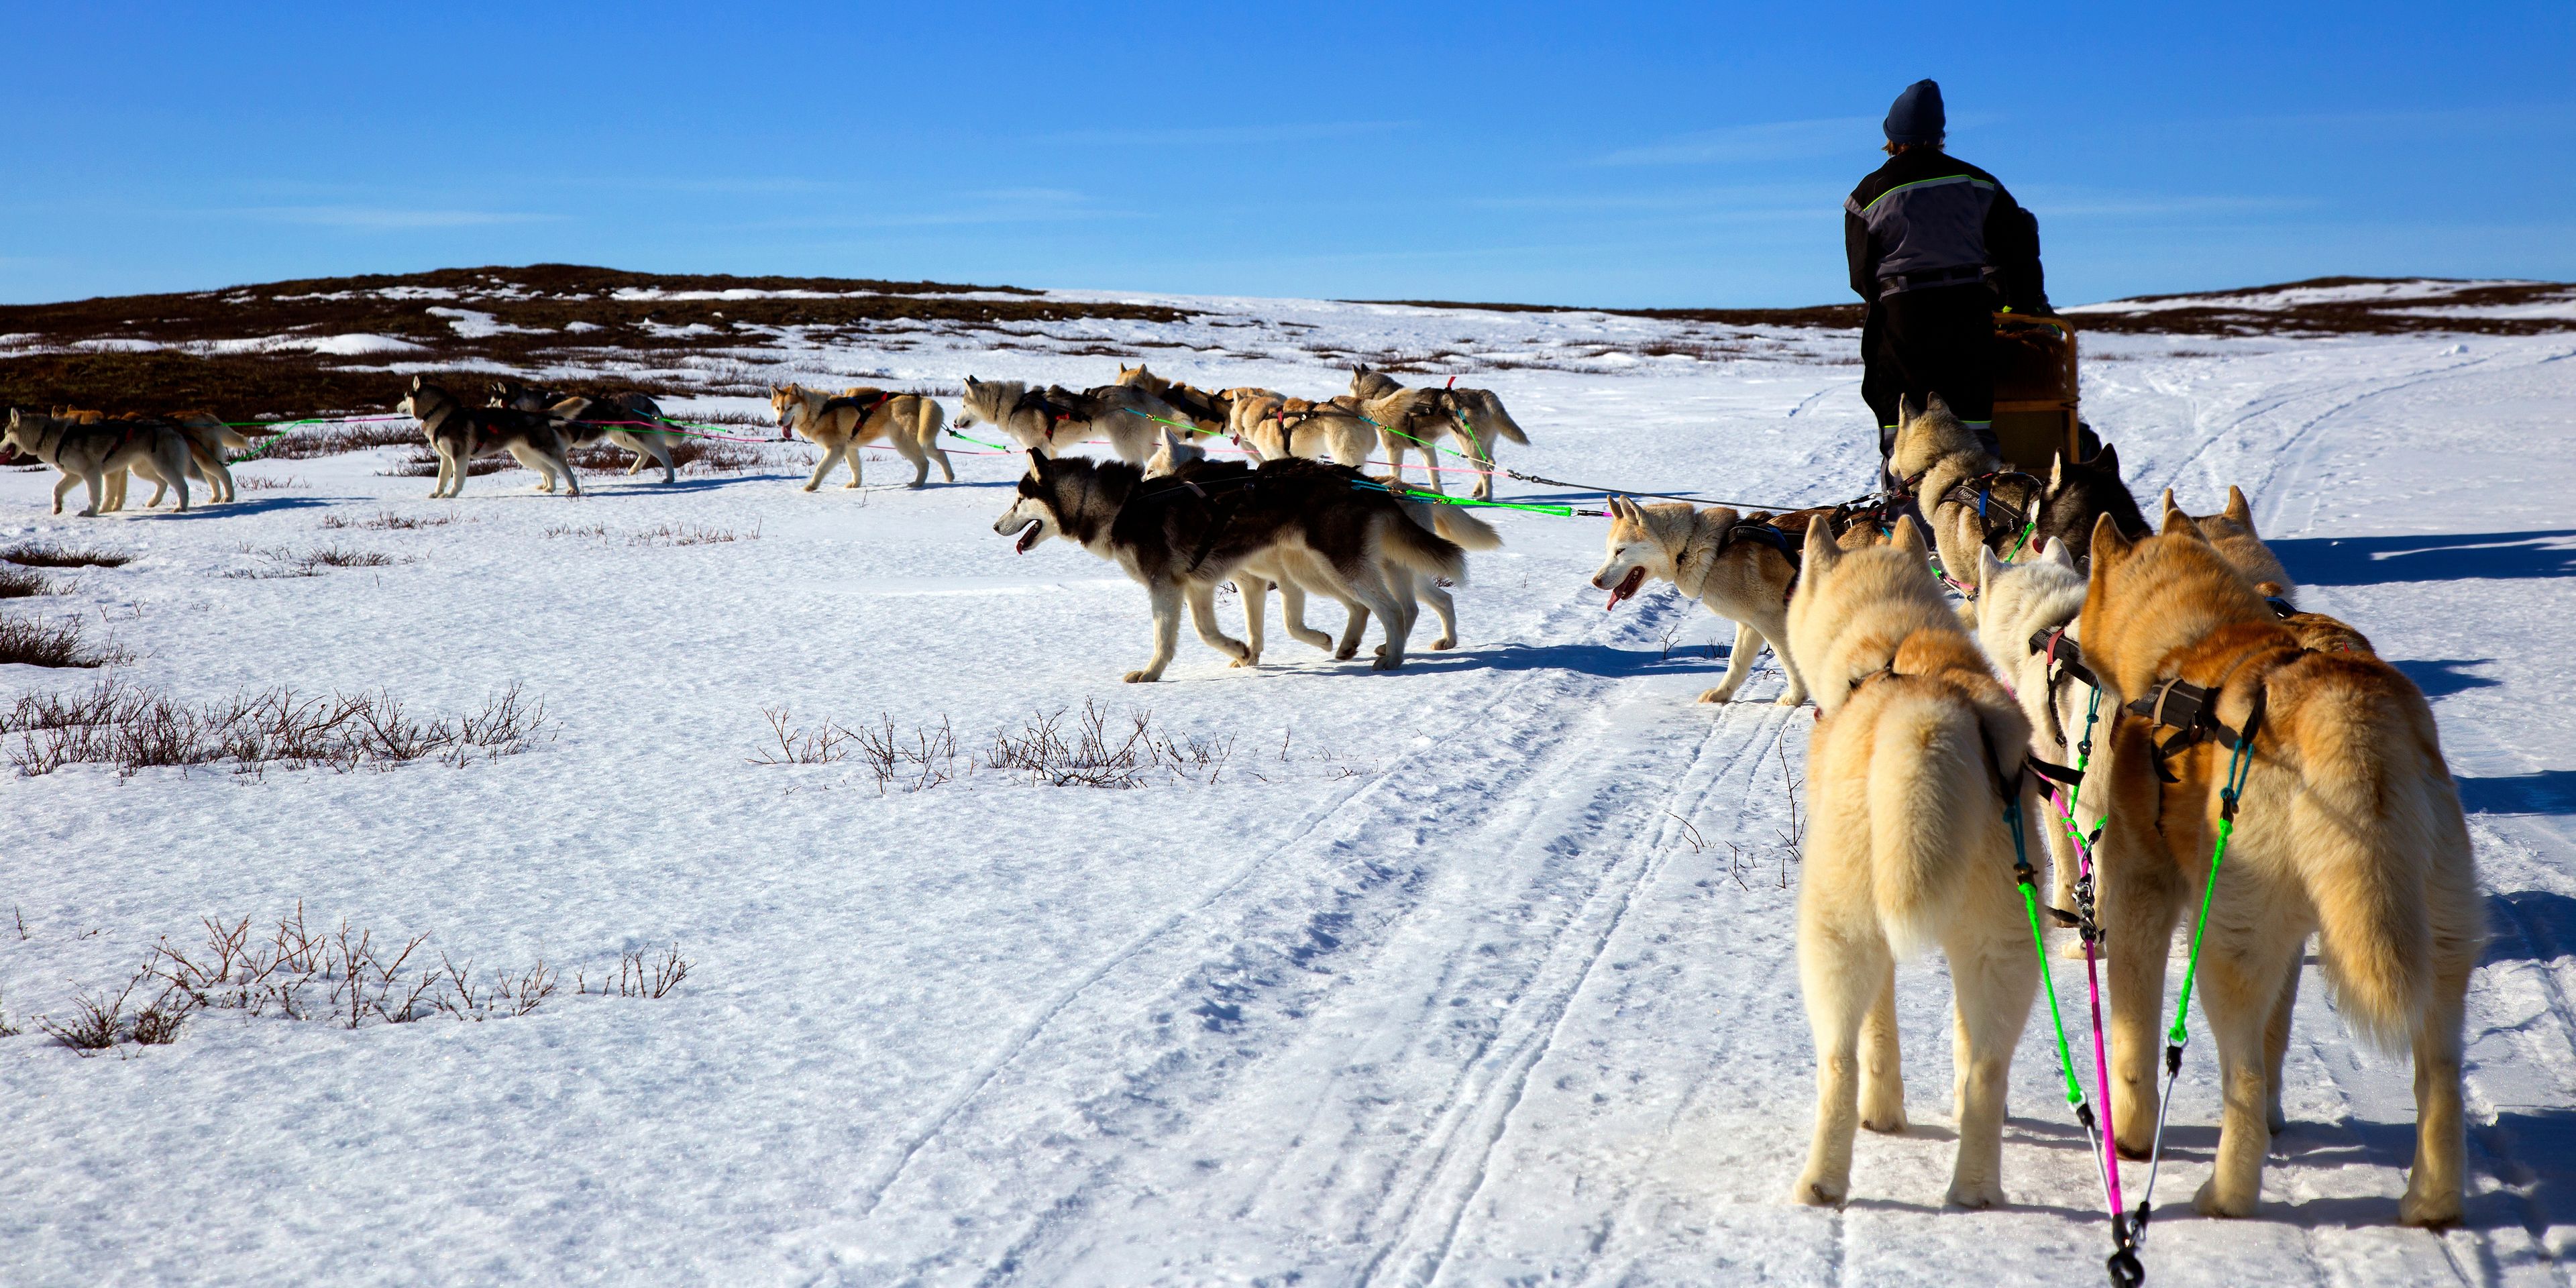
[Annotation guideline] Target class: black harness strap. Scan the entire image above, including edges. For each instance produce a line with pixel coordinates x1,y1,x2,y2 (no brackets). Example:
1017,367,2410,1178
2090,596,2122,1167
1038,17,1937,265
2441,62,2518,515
1717,517,1806,600
2125,649,2276,781
1939,470,2043,550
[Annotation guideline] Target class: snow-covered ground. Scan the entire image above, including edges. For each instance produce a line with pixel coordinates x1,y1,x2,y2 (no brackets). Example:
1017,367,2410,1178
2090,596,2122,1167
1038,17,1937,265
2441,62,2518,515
1,298,2571,1287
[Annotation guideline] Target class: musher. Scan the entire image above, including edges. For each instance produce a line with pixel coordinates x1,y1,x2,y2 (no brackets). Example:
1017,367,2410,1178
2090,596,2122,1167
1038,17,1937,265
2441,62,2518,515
1846,78,2051,486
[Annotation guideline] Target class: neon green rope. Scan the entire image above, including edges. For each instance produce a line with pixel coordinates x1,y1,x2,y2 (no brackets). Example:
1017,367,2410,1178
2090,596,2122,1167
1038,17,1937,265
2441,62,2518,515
2169,735,2255,1044
2010,796,2089,1110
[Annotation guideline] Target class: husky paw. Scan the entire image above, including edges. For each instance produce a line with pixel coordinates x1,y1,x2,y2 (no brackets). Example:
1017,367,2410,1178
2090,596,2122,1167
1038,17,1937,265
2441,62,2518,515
2192,1176,2256,1218
1333,645,1359,661
1228,655,1260,669
1860,1103,1907,1134
800,483,820,493
1696,686,1738,704
1122,670,1161,684
1776,689,1807,707
1432,637,1456,650
1790,1171,1847,1207
1372,654,1404,672
1945,1179,2005,1210
2399,1183,2463,1229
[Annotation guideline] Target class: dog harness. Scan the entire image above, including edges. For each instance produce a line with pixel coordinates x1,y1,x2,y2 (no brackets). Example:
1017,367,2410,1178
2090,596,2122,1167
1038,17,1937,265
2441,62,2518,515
2125,641,2288,782
1939,469,2045,553
1014,388,1085,441
1713,513,1809,602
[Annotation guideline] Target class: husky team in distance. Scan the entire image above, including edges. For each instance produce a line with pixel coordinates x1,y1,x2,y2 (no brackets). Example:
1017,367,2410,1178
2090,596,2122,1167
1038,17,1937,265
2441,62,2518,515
10,338,2478,1238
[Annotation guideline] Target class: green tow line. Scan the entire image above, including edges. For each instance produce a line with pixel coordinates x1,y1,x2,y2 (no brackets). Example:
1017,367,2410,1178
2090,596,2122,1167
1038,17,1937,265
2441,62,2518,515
2007,788,2094,1123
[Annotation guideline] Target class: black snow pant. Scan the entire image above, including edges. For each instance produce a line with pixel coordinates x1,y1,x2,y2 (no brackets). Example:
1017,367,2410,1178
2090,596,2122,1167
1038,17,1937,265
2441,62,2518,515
1862,283,1998,482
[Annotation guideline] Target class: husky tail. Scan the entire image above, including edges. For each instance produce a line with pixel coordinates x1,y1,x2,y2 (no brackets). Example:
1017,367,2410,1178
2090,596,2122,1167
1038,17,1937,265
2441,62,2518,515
1460,390,1530,445
2282,663,2458,1051
912,395,946,450
1431,503,1502,551
1866,686,1993,958
1379,509,1468,584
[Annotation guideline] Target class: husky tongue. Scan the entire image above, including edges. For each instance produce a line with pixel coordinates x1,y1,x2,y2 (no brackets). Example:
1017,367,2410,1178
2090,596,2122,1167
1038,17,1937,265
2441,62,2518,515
1606,566,1645,611
1013,521,1041,553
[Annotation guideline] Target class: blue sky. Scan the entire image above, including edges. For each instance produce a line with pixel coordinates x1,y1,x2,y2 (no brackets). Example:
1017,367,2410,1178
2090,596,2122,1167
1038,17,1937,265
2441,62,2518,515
4,2,2569,307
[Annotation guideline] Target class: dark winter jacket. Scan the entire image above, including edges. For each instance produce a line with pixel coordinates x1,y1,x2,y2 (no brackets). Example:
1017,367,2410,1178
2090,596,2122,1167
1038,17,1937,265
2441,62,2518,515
1845,148,2049,313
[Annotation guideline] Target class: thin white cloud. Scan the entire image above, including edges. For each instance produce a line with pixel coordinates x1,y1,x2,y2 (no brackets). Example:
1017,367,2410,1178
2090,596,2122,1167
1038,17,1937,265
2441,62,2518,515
1594,116,1876,166
230,206,566,229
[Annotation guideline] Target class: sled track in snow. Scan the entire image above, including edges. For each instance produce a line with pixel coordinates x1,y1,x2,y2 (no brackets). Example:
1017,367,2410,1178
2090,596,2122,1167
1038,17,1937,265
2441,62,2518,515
854,592,1815,1283
1356,702,1805,1286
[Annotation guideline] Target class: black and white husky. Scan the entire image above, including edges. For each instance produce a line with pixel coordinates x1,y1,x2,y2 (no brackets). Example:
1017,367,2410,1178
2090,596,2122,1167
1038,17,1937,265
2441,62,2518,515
993,450,1468,682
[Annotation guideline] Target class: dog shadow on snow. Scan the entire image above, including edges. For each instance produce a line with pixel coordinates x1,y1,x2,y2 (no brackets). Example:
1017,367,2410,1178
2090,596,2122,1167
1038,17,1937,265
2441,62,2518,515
2269,529,2576,585
1393,641,1727,680
111,496,333,521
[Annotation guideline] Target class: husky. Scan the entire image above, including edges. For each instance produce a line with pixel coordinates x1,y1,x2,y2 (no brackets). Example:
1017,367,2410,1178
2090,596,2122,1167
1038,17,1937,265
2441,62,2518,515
1968,539,2106,947
1226,394,1389,470
766,384,951,490
2080,510,2479,1225
1782,514,2040,1209
957,376,1189,466
2032,444,2148,563
49,409,239,511
2161,486,2375,654
1888,394,2046,590
1146,426,1499,659
994,451,1464,680
1590,498,1835,706
3,409,192,516
400,377,580,499
1350,364,1530,500
492,379,685,484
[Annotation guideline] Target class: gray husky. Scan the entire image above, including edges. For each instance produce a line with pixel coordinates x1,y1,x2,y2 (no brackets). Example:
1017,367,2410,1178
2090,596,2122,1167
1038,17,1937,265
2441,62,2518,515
490,379,682,484
3,409,191,516
993,451,1466,681
957,376,1186,466
400,377,579,498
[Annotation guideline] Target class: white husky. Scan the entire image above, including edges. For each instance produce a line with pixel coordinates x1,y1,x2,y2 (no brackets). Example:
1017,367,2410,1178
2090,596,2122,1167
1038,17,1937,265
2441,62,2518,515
1970,539,2108,950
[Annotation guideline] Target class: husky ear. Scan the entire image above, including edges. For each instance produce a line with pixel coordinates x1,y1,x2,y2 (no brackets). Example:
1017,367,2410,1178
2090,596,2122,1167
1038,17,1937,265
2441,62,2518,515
2223,484,2254,527
1890,514,1929,561
1925,391,1951,416
2094,441,2120,476
2160,506,2199,538
1897,393,1919,427
2041,536,2078,570
1978,545,2010,590
2158,486,2178,519
2091,512,2134,566
411,374,425,391
1025,448,1052,481
1801,509,1841,572
2047,451,2064,494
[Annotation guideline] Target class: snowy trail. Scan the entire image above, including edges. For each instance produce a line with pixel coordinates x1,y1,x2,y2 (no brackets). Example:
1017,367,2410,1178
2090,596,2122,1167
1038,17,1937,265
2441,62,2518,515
1,301,2572,1286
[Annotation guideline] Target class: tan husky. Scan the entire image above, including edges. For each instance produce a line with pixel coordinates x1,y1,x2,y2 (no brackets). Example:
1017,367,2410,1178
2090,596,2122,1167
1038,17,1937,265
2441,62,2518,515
768,384,951,490
1349,364,1530,500
1590,498,1817,706
2161,485,2374,654
1783,515,2039,1209
1888,394,2046,592
2081,510,2480,1225
3,409,192,516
